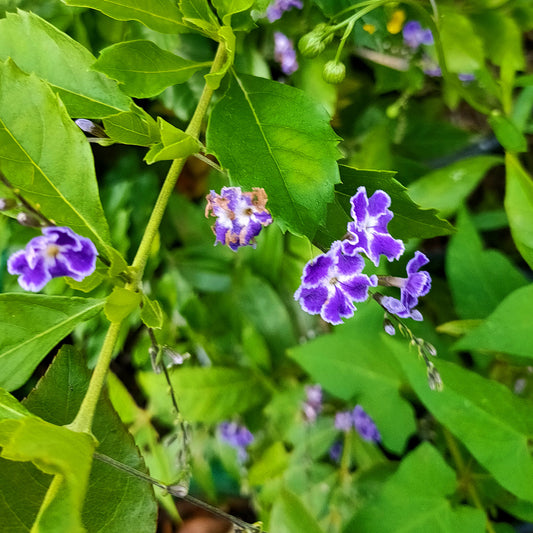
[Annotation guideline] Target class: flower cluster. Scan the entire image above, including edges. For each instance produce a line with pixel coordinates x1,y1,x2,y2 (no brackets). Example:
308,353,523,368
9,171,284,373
274,32,298,75
295,187,431,324
402,20,434,49
218,421,254,462
266,0,302,22
205,187,273,251
335,405,381,443
302,384,323,423
8,226,98,292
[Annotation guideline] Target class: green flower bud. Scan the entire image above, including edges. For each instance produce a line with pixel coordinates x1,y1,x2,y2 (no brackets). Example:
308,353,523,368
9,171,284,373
315,23,334,46
322,61,346,84
298,32,326,58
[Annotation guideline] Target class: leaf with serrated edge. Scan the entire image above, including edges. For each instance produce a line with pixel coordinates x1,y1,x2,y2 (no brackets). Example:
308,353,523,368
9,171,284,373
62,0,186,33
0,294,105,391
0,59,112,252
0,11,132,118
207,73,340,237
93,40,211,98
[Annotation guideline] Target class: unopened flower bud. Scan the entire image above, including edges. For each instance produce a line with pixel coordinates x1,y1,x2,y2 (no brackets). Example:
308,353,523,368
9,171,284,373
16,212,41,227
383,318,395,336
322,60,346,84
427,362,443,391
298,32,326,58
0,198,17,211
424,342,437,356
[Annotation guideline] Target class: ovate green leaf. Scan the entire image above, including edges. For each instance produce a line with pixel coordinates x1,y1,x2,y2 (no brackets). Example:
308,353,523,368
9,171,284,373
93,40,211,98
140,294,163,329
453,284,533,359
489,113,527,153
270,489,326,533
207,72,340,237
62,0,186,33
505,154,533,268
0,294,104,391
0,11,132,118
0,59,112,252
212,0,253,25
103,105,160,146
104,287,142,323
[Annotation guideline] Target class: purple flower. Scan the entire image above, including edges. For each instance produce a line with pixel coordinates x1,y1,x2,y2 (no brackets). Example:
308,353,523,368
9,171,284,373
302,384,323,423
335,411,353,432
266,0,303,22
380,251,431,321
353,405,381,442
219,421,254,462
329,441,343,463
424,65,442,77
403,21,434,49
274,32,298,75
458,73,475,82
294,241,377,325
7,226,98,292
205,187,272,251
343,187,405,267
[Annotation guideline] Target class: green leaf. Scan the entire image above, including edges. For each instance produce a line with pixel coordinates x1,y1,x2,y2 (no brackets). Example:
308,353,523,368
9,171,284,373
140,294,163,329
0,59,112,252
0,346,158,532
349,443,486,533
0,389,34,420
446,208,527,319
212,0,253,25
207,72,340,237
439,9,484,73
334,165,454,242
62,0,186,33
270,488,326,533
288,306,416,454
138,367,268,423
505,153,533,268
0,415,96,533
392,341,533,503
103,105,161,146
93,40,211,99
144,118,202,164
408,156,503,218
104,287,141,323
0,11,132,118
453,284,533,359
488,113,527,153
204,25,235,90
0,294,104,391
248,442,289,485
179,0,220,37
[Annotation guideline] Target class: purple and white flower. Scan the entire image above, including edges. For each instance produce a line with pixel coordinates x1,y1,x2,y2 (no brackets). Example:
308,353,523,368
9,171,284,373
335,410,354,432
343,187,405,267
205,187,272,252
7,226,98,292
380,251,431,321
302,384,323,423
219,421,254,462
266,0,303,22
352,405,381,443
274,32,298,75
294,240,377,325
402,20,434,49
329,441,343,463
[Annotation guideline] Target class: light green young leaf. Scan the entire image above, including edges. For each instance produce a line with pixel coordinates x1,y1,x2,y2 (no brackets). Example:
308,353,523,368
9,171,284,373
391,340,533,503
288,306,416,454
453,284,533,358
0,294,104,391
408,156,503,217
144,118,201,164
0,416,96,533
0,11,132,118
350,443,486,532
505,153,533,268
103,104,161,146
204,26,235,90
179,0,220,36
0,389,34,420
207,73,341,237
62,0,186,33
93,40,211,98
0,59,112,252
212,0,253,25
446,208,527,319
270,489,326,533
138,367,268,423
489,113,527,153
104,287,142,323
140,294,164,329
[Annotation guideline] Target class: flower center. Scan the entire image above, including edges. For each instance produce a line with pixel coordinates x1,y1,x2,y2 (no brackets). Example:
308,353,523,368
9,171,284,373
45,244,61,258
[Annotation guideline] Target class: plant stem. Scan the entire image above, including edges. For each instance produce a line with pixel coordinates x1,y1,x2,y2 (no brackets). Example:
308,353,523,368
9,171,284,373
69,40,228,436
